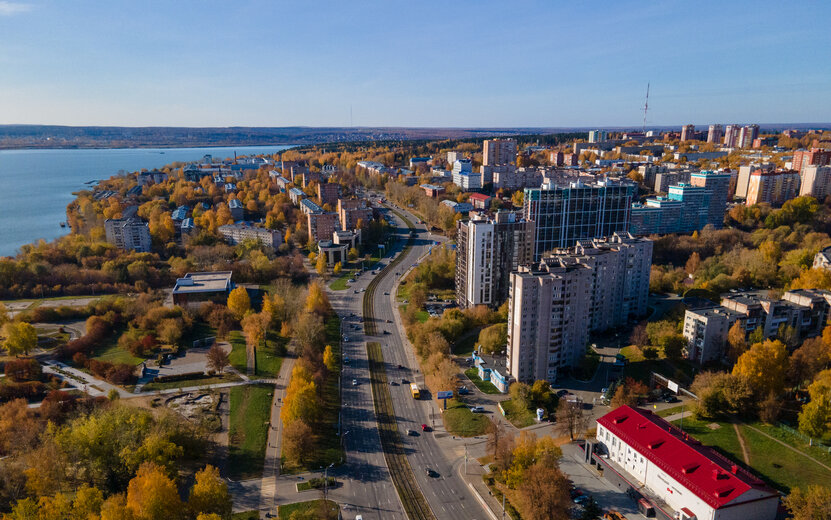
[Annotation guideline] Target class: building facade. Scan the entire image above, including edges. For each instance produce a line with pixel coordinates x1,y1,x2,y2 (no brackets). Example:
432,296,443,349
104,218,152,252
522,179,635,260
596,406,779,520
799,165,831,199
455,211,535,309
317,182,340,207
218,224,283,249
307,212,339,243
745,169,800,206
792,148,831,173
337,198,373,231
680,124,695,142
483,138,517,166
707,124,723,144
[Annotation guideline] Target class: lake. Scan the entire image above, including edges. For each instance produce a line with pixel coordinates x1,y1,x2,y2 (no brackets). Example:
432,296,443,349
0,145,294,257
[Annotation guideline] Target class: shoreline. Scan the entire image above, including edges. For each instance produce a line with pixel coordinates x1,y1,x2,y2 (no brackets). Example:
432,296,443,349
0,143,299,152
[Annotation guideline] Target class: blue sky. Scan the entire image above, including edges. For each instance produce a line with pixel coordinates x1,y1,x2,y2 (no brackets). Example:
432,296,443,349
0,0,829,127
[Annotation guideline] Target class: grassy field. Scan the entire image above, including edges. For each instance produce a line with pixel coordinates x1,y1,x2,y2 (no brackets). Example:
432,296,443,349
443,400,488,437
464,367,500,394
500,398,536,428
92,336,145,366
229,331,284,378
656,404,694,418
228,383,274,480
278,499,339,519
328,271,354,291
671,416,831,493
141,372,240,392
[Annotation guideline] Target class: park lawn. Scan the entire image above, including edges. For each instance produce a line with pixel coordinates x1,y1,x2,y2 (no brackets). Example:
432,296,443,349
228,383,274,480
669,416,743,461
229,331,284,378
464,367,501,394
444,400,488,437
739,423,831,493
141,372,240,392
501,398,536,429
656,404,694,418
92,335,145,366
751,422,831,469
278,499,339,519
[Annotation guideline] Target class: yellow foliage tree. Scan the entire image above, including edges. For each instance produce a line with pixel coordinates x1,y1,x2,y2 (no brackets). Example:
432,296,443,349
226,287,251,320
126,462,184,520
305,281,330,315
323,345,337,372
316,252,328,275
281,378,319,427
188,465,232,519
333,261,342,275
732,339,789,396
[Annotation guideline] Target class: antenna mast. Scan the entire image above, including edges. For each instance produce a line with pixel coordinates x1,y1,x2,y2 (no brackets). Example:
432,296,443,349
642,82,650,132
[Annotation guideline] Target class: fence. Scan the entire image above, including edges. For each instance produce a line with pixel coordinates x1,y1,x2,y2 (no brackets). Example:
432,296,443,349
778,422,831,453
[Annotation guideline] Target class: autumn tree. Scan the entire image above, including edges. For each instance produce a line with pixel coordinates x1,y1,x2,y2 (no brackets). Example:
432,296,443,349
733,339,789,397
241,312,268,349
315,253,328,275
610,378,649,408
323,345,337,372
789,337,831,387
2,322,38,356
126,462,184,520
726,321,747,363
477,323,508,355
226,287,251,320
783,485,831,520
282,419,314,466
333,262,342,275
798,369,831,438
629,322,649,348
304,281,330,315
509,382,532,410
294,312,324,354
555,398,587,440
515,461,571,520
485,418,514,474
188,465,232,519
206,344,230,374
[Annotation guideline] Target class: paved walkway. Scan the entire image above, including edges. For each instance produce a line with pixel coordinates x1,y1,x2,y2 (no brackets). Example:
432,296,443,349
258,353,296,517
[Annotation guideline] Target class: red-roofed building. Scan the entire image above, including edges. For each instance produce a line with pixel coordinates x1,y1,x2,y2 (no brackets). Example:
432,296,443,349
468,192,492,209
596,406,779,520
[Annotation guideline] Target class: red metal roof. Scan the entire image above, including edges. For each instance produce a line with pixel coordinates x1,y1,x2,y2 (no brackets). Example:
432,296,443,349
597,406,777,509
467,193,492,201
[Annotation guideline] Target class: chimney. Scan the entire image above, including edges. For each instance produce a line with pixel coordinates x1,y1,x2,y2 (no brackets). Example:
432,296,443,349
731,465,738,474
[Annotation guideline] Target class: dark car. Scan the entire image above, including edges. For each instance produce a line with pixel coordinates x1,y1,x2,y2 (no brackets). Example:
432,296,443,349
397,364,405,370
425,468,438,478
664,395,679,403
421,424,431,432
457,387,470,395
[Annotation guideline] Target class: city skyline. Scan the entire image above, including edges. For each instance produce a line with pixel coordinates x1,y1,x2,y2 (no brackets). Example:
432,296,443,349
1,1,830,127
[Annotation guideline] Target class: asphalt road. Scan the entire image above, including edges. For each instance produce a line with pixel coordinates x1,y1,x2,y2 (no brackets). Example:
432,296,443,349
328,201,487,520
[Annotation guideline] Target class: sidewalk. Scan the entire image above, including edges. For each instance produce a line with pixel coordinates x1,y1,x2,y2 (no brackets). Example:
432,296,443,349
258,353,297,517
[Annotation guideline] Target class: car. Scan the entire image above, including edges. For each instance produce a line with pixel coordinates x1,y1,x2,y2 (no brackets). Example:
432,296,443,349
384,291,389,295
401,378,409,384
421,424,430,432
389,381,398,386
470,406,485,413
425,468,438,478
383,330,390,335
343,336,350,342
457,387,470,395
354,290,360,294
386,319,392,323
348,279,356,283
664,395,679,403
397,364,405,370
352,379,358,386
343,356,350,363
574,495,590,505
556,389,570,397
406,429,418,436
361,288,366,292
355,516,363,520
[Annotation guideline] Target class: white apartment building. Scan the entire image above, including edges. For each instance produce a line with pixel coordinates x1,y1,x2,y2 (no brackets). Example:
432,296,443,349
218,224,283,249
452,159,482,191
104,218,152,252
799,165,831,199
596,406,779,520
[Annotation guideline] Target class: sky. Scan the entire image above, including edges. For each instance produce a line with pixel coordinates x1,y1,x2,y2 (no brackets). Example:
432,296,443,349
0,0,830,128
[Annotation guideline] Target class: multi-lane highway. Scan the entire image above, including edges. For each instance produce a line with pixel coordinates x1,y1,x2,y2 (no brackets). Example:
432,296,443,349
327,200,488,520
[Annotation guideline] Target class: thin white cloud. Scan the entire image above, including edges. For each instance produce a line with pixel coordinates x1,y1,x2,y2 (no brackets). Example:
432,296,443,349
0,1,32,16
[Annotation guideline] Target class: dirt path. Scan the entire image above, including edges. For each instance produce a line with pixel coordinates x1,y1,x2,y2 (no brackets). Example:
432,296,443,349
733,423,751,465
742,422,831,473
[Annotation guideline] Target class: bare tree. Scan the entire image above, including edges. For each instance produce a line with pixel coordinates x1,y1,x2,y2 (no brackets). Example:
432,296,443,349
486,418,514,473
555,399,588,441
206,343,230,374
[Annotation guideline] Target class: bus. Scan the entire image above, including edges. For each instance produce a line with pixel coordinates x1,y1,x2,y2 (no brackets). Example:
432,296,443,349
410,383,420,399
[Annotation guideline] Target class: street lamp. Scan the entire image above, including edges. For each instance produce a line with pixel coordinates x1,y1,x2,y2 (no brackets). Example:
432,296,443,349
323,463,334,502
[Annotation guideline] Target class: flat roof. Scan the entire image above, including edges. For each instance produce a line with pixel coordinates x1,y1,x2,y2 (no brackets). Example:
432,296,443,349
173,271,233,295
597,406,777,509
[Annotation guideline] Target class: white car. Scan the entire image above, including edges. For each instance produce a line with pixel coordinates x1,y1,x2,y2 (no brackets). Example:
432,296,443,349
352,379,358,386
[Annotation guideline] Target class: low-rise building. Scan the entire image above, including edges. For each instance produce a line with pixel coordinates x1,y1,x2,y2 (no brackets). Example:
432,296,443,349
218,224,283,249
409,156,432,168
596,406,779,520
104,218,152,252
421,184,445,198
272,173,293,192
228,199,244,221
471,352,512,393
172,271,235,306
813,246,831,269
318,240,347,266
441,200,473,213
468,193,492,209
333,229,359,250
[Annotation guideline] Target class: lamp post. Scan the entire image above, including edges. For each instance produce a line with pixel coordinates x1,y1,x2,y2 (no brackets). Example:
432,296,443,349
324,463,334,502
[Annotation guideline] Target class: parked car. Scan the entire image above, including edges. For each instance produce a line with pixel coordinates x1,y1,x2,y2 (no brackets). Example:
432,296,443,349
425,468,438,478
664,395,679,403
352,379,358,386
457,387,470,395
470,406,485,413
574,495,590,506
407,429,418,436
348,279,356,283
384,291,389,295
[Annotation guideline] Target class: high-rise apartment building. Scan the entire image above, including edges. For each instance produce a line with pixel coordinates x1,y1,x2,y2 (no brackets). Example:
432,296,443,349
738,124,759,148
317,182,340,207
630,171,729,235
455,211,535,309
307,211,339,243
800,166,831,199
104,218,152,252
522,179,635,260
506,233,652,383
707,124,723,144
746,169,800,206
723,125,739,147
689,170,730,229
792,148,831,174
446,151,465,165
588,130,608,143
337,199,373,230
483,138,517,166
680,124,695,142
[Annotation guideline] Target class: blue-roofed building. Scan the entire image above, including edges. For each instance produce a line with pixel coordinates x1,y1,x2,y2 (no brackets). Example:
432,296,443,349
471,352,512,393
224,183,236,193
409,156,432,168
441,200,473,213
300,198,324,215
289,187,306,206
228,198,244,221
171,205,189,221
181,218,195,233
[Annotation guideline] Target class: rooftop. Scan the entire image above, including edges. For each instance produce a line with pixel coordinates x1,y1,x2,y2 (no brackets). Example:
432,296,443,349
597,406,777,510
172,271,233,295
